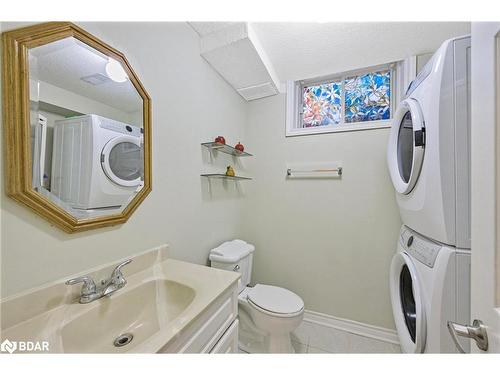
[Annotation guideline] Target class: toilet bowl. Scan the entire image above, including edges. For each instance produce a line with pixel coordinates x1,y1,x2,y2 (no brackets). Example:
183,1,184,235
209,240,304,353
238,284,304,353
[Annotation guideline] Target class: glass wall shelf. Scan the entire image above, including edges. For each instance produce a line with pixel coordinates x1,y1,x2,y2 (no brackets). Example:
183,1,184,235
201,142,252,157
200,174,252,181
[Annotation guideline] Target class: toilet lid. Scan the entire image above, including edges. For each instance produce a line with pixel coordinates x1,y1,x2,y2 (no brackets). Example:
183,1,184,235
247,284,304,315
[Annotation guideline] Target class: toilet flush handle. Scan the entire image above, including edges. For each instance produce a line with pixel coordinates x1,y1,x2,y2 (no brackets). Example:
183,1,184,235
233,264,240,271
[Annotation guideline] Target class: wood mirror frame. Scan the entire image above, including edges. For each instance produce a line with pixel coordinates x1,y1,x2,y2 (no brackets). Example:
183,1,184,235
2,22,152,233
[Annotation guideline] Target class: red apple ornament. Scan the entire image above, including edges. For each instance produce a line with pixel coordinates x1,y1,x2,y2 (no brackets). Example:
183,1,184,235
235,142,244,152
214,136,226,145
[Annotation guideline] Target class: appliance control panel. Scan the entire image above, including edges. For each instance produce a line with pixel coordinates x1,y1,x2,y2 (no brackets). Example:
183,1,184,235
400,228,441,268
405,57,433,98
98,117,142,137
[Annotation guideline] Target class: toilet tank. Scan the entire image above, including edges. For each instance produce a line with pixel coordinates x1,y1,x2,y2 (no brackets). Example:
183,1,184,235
209,240,255,294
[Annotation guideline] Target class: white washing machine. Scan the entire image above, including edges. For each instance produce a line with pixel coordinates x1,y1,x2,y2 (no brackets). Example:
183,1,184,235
390,226,470,353
51,114,143,210
387,36,471,249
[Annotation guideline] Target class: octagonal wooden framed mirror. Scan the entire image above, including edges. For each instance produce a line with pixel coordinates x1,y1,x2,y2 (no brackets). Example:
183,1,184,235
2,22,152,232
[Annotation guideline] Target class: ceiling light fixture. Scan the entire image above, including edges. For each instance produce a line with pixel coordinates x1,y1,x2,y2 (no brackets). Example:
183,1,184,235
105,58,128,83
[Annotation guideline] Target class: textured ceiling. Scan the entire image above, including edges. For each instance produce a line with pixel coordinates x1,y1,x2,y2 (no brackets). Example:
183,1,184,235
189,22,237,36
29,37,142,112
250,22,471,81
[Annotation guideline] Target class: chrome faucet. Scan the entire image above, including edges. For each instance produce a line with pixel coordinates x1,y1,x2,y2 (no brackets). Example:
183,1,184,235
66,259,132,304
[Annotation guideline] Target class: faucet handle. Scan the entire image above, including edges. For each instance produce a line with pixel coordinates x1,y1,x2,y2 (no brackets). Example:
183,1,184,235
110,259,132,280
65,276,97,295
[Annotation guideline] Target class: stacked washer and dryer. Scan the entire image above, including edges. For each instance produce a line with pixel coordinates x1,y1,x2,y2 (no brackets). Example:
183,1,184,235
387,36,471,353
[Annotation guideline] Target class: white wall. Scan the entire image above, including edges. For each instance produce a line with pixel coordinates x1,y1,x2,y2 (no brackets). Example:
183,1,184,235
242,94,401,329
30,80,139,126
0,22,248,297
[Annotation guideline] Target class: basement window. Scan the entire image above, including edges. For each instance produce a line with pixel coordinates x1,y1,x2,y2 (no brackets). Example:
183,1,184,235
286,61,409,136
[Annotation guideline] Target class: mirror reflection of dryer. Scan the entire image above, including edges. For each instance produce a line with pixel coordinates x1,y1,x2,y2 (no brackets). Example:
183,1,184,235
51,114,144,213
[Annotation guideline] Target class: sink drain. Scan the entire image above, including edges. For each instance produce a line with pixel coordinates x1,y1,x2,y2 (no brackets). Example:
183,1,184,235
114,333,134,347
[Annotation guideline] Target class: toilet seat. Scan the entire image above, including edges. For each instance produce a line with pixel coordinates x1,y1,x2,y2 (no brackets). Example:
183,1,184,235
246,284,304,317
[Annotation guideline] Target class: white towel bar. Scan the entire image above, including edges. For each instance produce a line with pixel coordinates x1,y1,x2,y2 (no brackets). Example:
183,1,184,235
286,167,343,177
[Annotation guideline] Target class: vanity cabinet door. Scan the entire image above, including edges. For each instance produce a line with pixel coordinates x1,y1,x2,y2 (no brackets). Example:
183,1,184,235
157,286,238,353
210,319,239,354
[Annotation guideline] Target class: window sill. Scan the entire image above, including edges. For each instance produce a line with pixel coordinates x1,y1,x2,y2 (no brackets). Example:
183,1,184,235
285,119,392,137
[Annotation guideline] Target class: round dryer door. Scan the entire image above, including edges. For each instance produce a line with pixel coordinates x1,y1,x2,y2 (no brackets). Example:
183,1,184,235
387,98,425,194
390,252,426,353
101,136,143,187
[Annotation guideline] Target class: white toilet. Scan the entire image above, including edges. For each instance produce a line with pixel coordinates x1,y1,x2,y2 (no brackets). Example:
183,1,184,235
209,240,304,353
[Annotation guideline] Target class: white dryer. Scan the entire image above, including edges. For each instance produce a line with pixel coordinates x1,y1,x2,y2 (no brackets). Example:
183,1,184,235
387,36,471,248
51,114,143,210
390,225,470,353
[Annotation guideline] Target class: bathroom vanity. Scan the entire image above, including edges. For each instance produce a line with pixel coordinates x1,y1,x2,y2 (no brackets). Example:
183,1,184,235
0,246,240,353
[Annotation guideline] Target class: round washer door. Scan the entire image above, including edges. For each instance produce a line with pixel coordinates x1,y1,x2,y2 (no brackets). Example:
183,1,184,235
387,98,425,194
390,251,426,353
101,136,142,187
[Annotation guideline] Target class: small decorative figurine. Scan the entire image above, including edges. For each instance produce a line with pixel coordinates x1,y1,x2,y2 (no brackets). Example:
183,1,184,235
226,165,235,177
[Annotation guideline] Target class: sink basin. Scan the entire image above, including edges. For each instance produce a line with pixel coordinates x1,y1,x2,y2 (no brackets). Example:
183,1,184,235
60,279,195,353
1,252,241,354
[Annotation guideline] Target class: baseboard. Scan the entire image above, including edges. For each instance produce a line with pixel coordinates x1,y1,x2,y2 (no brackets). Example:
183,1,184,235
303,310,400,345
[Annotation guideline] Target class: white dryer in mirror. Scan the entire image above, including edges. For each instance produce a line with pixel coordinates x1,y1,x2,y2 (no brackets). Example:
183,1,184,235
387,35,471,249
51,114,144,217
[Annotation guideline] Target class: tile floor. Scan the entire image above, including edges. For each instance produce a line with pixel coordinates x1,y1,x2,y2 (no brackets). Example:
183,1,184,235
290,320,401,354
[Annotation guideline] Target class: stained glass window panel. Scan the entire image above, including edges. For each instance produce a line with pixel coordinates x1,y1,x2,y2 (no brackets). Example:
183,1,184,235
344,70,391,123
302,81,341,127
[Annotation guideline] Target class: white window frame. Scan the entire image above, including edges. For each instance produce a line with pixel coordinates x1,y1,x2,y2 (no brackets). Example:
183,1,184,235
286,59,415,137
